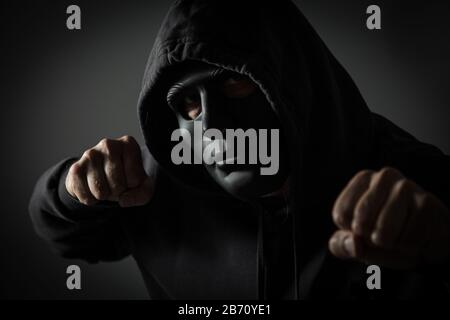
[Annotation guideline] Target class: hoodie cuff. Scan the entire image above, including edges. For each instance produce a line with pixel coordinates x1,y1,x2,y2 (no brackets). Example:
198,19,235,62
57,160,120,221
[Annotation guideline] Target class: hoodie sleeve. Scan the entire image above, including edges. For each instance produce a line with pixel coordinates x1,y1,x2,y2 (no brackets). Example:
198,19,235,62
29,158,132,263
372,113,450,285
372,112,450,209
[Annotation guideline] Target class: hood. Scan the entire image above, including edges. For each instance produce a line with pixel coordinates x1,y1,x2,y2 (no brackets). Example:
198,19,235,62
138,0,373,192
137,0,374,299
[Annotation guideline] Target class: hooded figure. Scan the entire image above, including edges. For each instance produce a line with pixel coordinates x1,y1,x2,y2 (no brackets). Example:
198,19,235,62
29,0,450,299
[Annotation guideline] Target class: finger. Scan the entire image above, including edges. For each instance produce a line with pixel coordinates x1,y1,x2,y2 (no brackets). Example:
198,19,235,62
352,167,404,238
67,161,98,206
329,230,417,269
329,230,356,259
119,176,154,208
397,207,426,260
98,139,127,200
399,192,437,263
119,135,147,189
83,149,110,201
332,170,373,230
371,179,413,249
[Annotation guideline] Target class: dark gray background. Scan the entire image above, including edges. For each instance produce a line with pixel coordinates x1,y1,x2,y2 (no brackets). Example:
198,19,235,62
1,0,449,299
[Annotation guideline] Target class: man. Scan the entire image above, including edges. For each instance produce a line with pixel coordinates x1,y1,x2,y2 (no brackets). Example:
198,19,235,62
29,0,450,299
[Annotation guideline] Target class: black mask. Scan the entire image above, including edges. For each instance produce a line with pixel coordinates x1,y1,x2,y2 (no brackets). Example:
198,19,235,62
167,62,289,200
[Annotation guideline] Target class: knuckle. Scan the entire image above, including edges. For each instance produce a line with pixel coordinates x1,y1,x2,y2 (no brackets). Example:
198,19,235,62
98,138,108,148
356,169,374,180
99,138,117,155
120,135,135,145
394,178,412,195
82,148,100,161
69,162,84,177
379,166,399,177
373,167,402,188
416,193,431,212
377,166,392,181
104,161,119,175
377,166,403,184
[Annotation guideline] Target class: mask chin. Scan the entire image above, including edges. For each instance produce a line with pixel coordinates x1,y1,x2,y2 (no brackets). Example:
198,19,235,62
204,162,289,200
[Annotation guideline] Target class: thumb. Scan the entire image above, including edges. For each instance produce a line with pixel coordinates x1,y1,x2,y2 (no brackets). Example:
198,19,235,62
329,230,360,260
329,230,415,268
118,175,154,208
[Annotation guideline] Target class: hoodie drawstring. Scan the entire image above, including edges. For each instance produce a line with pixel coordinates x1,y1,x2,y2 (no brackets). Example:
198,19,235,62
290,202,299,300
256,194,300,300
257,212,267,300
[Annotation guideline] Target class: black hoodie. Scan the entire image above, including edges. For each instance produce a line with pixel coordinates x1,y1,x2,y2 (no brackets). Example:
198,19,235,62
29,0,450,299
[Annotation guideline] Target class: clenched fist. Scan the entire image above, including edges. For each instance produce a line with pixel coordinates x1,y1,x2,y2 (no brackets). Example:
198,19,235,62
329,167,450,269
65,135,154,208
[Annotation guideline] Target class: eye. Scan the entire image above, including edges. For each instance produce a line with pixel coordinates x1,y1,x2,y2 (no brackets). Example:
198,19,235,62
181,91,202,120
222,75,257,98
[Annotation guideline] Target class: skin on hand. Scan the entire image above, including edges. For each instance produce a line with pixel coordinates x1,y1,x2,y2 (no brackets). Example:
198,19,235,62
329,167,450,269
65,135,154,208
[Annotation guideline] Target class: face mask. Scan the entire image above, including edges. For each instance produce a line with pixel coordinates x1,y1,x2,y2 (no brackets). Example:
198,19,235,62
167,63,289,200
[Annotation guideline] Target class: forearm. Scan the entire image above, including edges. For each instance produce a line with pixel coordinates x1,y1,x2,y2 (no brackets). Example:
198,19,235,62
29,158,130,263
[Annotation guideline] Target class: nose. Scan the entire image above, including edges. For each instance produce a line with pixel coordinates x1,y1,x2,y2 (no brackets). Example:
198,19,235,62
200,87,235,164
200,87,234,133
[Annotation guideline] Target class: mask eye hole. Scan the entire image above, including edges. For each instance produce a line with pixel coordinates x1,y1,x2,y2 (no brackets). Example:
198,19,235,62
180,90,202,120
221,75,257,99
